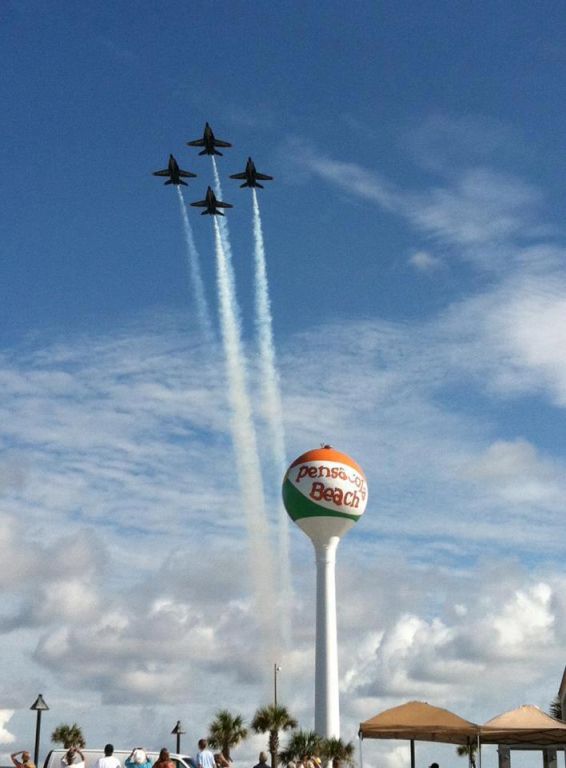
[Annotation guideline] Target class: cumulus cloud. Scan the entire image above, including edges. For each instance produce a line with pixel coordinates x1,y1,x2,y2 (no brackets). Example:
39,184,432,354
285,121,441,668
0,711,15,744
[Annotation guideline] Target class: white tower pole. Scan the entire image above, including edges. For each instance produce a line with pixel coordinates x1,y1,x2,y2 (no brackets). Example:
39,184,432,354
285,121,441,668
314,537,340,737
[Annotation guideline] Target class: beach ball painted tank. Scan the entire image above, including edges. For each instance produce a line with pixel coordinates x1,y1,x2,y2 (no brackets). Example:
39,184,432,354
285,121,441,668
282,445,367,545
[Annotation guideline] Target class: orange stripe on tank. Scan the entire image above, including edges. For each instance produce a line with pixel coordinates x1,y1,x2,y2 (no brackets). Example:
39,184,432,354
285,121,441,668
288,447,365,478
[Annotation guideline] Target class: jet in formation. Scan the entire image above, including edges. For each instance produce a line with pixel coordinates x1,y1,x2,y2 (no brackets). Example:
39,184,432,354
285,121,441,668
187,122,232,156
191,186,233,216
152,154,197,186
230,157,274,188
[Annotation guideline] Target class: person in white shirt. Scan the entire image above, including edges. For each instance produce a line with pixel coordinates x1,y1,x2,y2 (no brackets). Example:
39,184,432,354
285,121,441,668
196,741,216,768
93,745,121,768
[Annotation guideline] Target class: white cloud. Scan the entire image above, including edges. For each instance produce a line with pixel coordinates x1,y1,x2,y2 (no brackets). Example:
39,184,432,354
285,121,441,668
461,439,563,506
491,583,554,657
0,711,15,744
435,269,566,405
406,168,541,247
292,143,547,270
408,250,442,271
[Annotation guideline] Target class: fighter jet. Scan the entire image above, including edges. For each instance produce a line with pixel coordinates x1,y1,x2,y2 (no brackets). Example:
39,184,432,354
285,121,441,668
187,122,232,156
230,157,274,189
153,154,197,186
190,186,233,216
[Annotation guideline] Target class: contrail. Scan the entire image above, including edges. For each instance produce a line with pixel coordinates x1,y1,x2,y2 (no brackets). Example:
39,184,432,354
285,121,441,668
211,157,234,270
176,186,214,342
212,215,278,668
252,189,292,643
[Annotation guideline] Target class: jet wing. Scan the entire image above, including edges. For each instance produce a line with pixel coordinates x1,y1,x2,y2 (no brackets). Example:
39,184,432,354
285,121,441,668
190,200,207,207
214,140,232,147
187,139,205,147
179,170,197,178
215,201,233,208
229,172,247,180
153,170,170,176
256,173,273,180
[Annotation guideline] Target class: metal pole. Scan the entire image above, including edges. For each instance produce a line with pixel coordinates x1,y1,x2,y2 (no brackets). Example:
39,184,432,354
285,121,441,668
34,710,42,768
410,740,415,768
358,735,364,768
176,731,181,754
274,664,278,707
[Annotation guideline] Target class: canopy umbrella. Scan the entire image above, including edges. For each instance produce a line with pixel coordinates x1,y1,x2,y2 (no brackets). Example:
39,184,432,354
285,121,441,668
481,705,566,746
359,701,479,768
360,700,479,744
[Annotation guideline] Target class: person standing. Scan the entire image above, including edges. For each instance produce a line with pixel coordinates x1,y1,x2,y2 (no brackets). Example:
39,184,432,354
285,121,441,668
125,750,152,768
11,751,35,768
252,753,269,768
196,741,215,768
152,750,174,768
92,745,121,768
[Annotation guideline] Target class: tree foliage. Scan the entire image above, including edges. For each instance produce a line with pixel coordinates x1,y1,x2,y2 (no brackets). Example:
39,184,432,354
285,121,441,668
320,738,355,768
550,696,563,721
279,730,322,768
208,710,248,760
456,743,477,768
251,705,298,768
51,724,86,749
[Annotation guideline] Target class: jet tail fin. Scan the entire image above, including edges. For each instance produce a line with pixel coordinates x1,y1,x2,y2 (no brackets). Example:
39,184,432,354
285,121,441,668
240,182,249,188
256,182,264,189
179,180,188,186
164,180,173,186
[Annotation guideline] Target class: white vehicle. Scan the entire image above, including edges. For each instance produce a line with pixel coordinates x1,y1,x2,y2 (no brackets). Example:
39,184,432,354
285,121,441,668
43,750,195,768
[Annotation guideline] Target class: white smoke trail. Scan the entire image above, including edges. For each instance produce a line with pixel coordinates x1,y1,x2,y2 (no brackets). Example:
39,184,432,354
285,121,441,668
176,187,214,343
211,157,235,271
252,189,292,643
212,216,278,668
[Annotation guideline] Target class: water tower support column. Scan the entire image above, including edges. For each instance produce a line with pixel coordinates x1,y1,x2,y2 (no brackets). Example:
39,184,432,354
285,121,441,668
315,537,340,738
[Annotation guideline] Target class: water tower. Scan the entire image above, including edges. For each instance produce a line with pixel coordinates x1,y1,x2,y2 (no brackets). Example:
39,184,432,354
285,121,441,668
282,445,368,738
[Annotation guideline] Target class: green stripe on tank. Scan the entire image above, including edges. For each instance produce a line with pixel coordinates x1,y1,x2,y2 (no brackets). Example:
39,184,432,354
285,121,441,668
282,477,361,522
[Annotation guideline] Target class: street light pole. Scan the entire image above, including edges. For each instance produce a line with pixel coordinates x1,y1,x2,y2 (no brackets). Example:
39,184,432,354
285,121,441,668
273,664,281,708
171,721,186,754
30,694,49,768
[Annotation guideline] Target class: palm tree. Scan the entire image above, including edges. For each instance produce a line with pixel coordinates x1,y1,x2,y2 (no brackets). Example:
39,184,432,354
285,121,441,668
251,705,298,768
456,743,477,768
208,710,248,761
550,696,563,720
320,738,355,768
51,724,86,749
279,730,322,768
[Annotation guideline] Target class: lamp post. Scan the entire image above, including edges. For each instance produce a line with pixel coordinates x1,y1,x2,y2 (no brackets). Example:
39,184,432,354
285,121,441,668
171,721,186,754
273,664,281,708
30,694,49,767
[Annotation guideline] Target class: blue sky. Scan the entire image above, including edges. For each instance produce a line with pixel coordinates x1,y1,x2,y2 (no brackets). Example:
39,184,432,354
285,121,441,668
2,2,566,766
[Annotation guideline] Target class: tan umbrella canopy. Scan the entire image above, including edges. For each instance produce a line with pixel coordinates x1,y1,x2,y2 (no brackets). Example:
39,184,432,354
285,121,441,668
481,705,566,745
360,700,479,745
